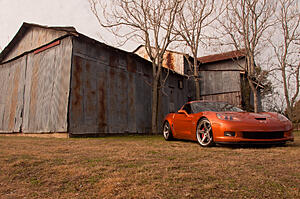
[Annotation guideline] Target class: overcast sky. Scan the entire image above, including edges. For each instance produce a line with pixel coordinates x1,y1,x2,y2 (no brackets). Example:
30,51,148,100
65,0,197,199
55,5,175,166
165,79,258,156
0,0,139,52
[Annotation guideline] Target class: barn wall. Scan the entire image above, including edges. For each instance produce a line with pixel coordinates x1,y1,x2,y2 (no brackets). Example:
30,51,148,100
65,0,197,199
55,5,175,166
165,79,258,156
199,59,244,107
69,38,151,134
0,56,26,133
69,37,191,134
200,70,241,95
22,37,72,132
201,92,242,107
3,26,68,63
134,60,152,133
0,37,72,133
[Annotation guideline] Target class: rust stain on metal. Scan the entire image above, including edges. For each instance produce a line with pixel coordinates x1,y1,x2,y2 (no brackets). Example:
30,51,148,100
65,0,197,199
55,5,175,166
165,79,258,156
119,71,127,109
72,56,82,107
126,55,136,73
97,75,106,132
128,73,134,111
86,61,90,72
119,70,126,83
109,67,115,78
85,62,92,113
8,66,21,130
109,53,118,67
29,59,40,130
165,52,175,70
85,62,98,116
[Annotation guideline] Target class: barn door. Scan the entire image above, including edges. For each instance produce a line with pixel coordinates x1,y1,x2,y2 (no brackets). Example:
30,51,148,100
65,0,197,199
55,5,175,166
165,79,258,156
0,56,26,133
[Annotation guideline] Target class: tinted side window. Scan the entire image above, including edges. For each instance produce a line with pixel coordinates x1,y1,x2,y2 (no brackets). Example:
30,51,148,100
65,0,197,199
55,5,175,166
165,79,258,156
182,104,192,114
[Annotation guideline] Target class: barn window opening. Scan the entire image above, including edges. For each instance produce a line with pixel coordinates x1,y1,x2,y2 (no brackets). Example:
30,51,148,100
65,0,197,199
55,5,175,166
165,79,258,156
178,80,183,89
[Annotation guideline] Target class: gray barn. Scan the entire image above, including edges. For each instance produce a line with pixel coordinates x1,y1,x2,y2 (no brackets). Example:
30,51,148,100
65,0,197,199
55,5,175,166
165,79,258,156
0,23,192,136
135,47,262,111
198,50,262,111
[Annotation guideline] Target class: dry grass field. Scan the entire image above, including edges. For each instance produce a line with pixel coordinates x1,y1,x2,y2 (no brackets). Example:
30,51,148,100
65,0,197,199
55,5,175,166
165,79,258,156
0,132,299,199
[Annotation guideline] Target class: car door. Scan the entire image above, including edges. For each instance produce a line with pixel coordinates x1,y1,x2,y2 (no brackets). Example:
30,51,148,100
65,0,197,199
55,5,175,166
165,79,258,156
173,104,194,139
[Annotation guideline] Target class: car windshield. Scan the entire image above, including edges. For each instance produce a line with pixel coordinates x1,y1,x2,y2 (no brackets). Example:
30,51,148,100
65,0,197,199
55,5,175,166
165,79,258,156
190,102,244,113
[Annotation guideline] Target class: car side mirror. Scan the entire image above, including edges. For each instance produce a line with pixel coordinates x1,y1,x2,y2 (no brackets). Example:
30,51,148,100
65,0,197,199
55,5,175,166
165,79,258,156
178,110,190,117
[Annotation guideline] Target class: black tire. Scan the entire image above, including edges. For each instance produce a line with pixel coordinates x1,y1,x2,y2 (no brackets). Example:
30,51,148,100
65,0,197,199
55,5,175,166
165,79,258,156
196,118,215,147
162,121,173,141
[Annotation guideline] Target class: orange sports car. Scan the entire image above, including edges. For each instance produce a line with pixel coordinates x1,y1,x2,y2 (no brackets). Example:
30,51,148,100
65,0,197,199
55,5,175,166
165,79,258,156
162,101,294,147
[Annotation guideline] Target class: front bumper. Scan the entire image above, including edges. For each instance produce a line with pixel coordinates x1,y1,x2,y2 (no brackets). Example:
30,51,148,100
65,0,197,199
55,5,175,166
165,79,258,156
212,121,294,144
215,140,293,145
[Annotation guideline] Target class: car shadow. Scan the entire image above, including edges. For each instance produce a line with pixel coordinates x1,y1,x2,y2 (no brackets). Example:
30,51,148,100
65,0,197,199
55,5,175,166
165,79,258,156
169,138,298,149
217,142,297,149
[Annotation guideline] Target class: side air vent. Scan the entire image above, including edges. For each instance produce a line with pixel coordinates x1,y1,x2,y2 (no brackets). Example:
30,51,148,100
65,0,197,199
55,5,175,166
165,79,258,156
255,118,266,120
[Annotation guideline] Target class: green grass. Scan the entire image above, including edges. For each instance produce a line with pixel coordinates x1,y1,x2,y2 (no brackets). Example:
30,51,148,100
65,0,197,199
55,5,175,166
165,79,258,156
0,132,299,198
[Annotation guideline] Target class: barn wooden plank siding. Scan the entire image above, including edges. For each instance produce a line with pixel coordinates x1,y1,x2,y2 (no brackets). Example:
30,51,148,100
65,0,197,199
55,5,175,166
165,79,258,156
0,29,72,133
0,23,192,135
198,50,262,111
199,59,244,107
68,37,190,134
22,38,72,133
0,57,26,132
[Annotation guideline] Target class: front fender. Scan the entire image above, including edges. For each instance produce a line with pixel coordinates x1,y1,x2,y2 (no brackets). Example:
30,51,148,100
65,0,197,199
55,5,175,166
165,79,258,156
163,113,176,134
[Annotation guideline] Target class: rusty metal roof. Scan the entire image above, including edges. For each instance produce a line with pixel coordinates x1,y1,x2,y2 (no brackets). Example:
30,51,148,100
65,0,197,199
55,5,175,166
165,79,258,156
197,49,246,64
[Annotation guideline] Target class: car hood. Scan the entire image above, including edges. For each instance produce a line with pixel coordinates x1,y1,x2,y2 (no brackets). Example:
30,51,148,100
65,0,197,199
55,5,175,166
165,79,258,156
222,112,273,119
222,111,291,124
214,112,292,131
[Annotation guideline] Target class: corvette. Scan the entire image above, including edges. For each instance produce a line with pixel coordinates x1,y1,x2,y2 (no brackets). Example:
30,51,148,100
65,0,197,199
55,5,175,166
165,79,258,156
162,101,294,147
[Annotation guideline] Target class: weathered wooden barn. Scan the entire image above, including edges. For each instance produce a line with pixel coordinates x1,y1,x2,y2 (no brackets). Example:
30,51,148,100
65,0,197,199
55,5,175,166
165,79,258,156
135,46,262,111
197,50,262,111
0,23,193,136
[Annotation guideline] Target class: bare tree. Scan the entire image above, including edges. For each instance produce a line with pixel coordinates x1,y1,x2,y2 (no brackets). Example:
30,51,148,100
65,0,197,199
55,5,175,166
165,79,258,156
174,0,216,100
89,0,183,133
218,0,277,113
263,91,286,114
269,0,300,120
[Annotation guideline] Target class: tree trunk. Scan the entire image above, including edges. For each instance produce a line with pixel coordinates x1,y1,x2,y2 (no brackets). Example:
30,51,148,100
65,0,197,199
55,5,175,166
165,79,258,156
157,72,164,133
151,76,159,134
195,79,201,100
282,67,293,119
194,57,201,100
286,106,293,120
246,55,259,113
248,77,259,113
283,91,293,120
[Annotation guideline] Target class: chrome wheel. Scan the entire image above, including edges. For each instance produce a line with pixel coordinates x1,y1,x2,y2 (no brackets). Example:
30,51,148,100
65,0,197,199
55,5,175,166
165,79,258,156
196,118,214,147
163,121,173,141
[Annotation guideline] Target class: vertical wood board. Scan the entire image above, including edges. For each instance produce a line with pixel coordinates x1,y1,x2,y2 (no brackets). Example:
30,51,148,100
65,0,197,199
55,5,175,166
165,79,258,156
0,57,26,132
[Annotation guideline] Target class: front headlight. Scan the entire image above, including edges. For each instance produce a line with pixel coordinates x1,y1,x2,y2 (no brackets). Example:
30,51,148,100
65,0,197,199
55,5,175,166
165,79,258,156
216,113,240,121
